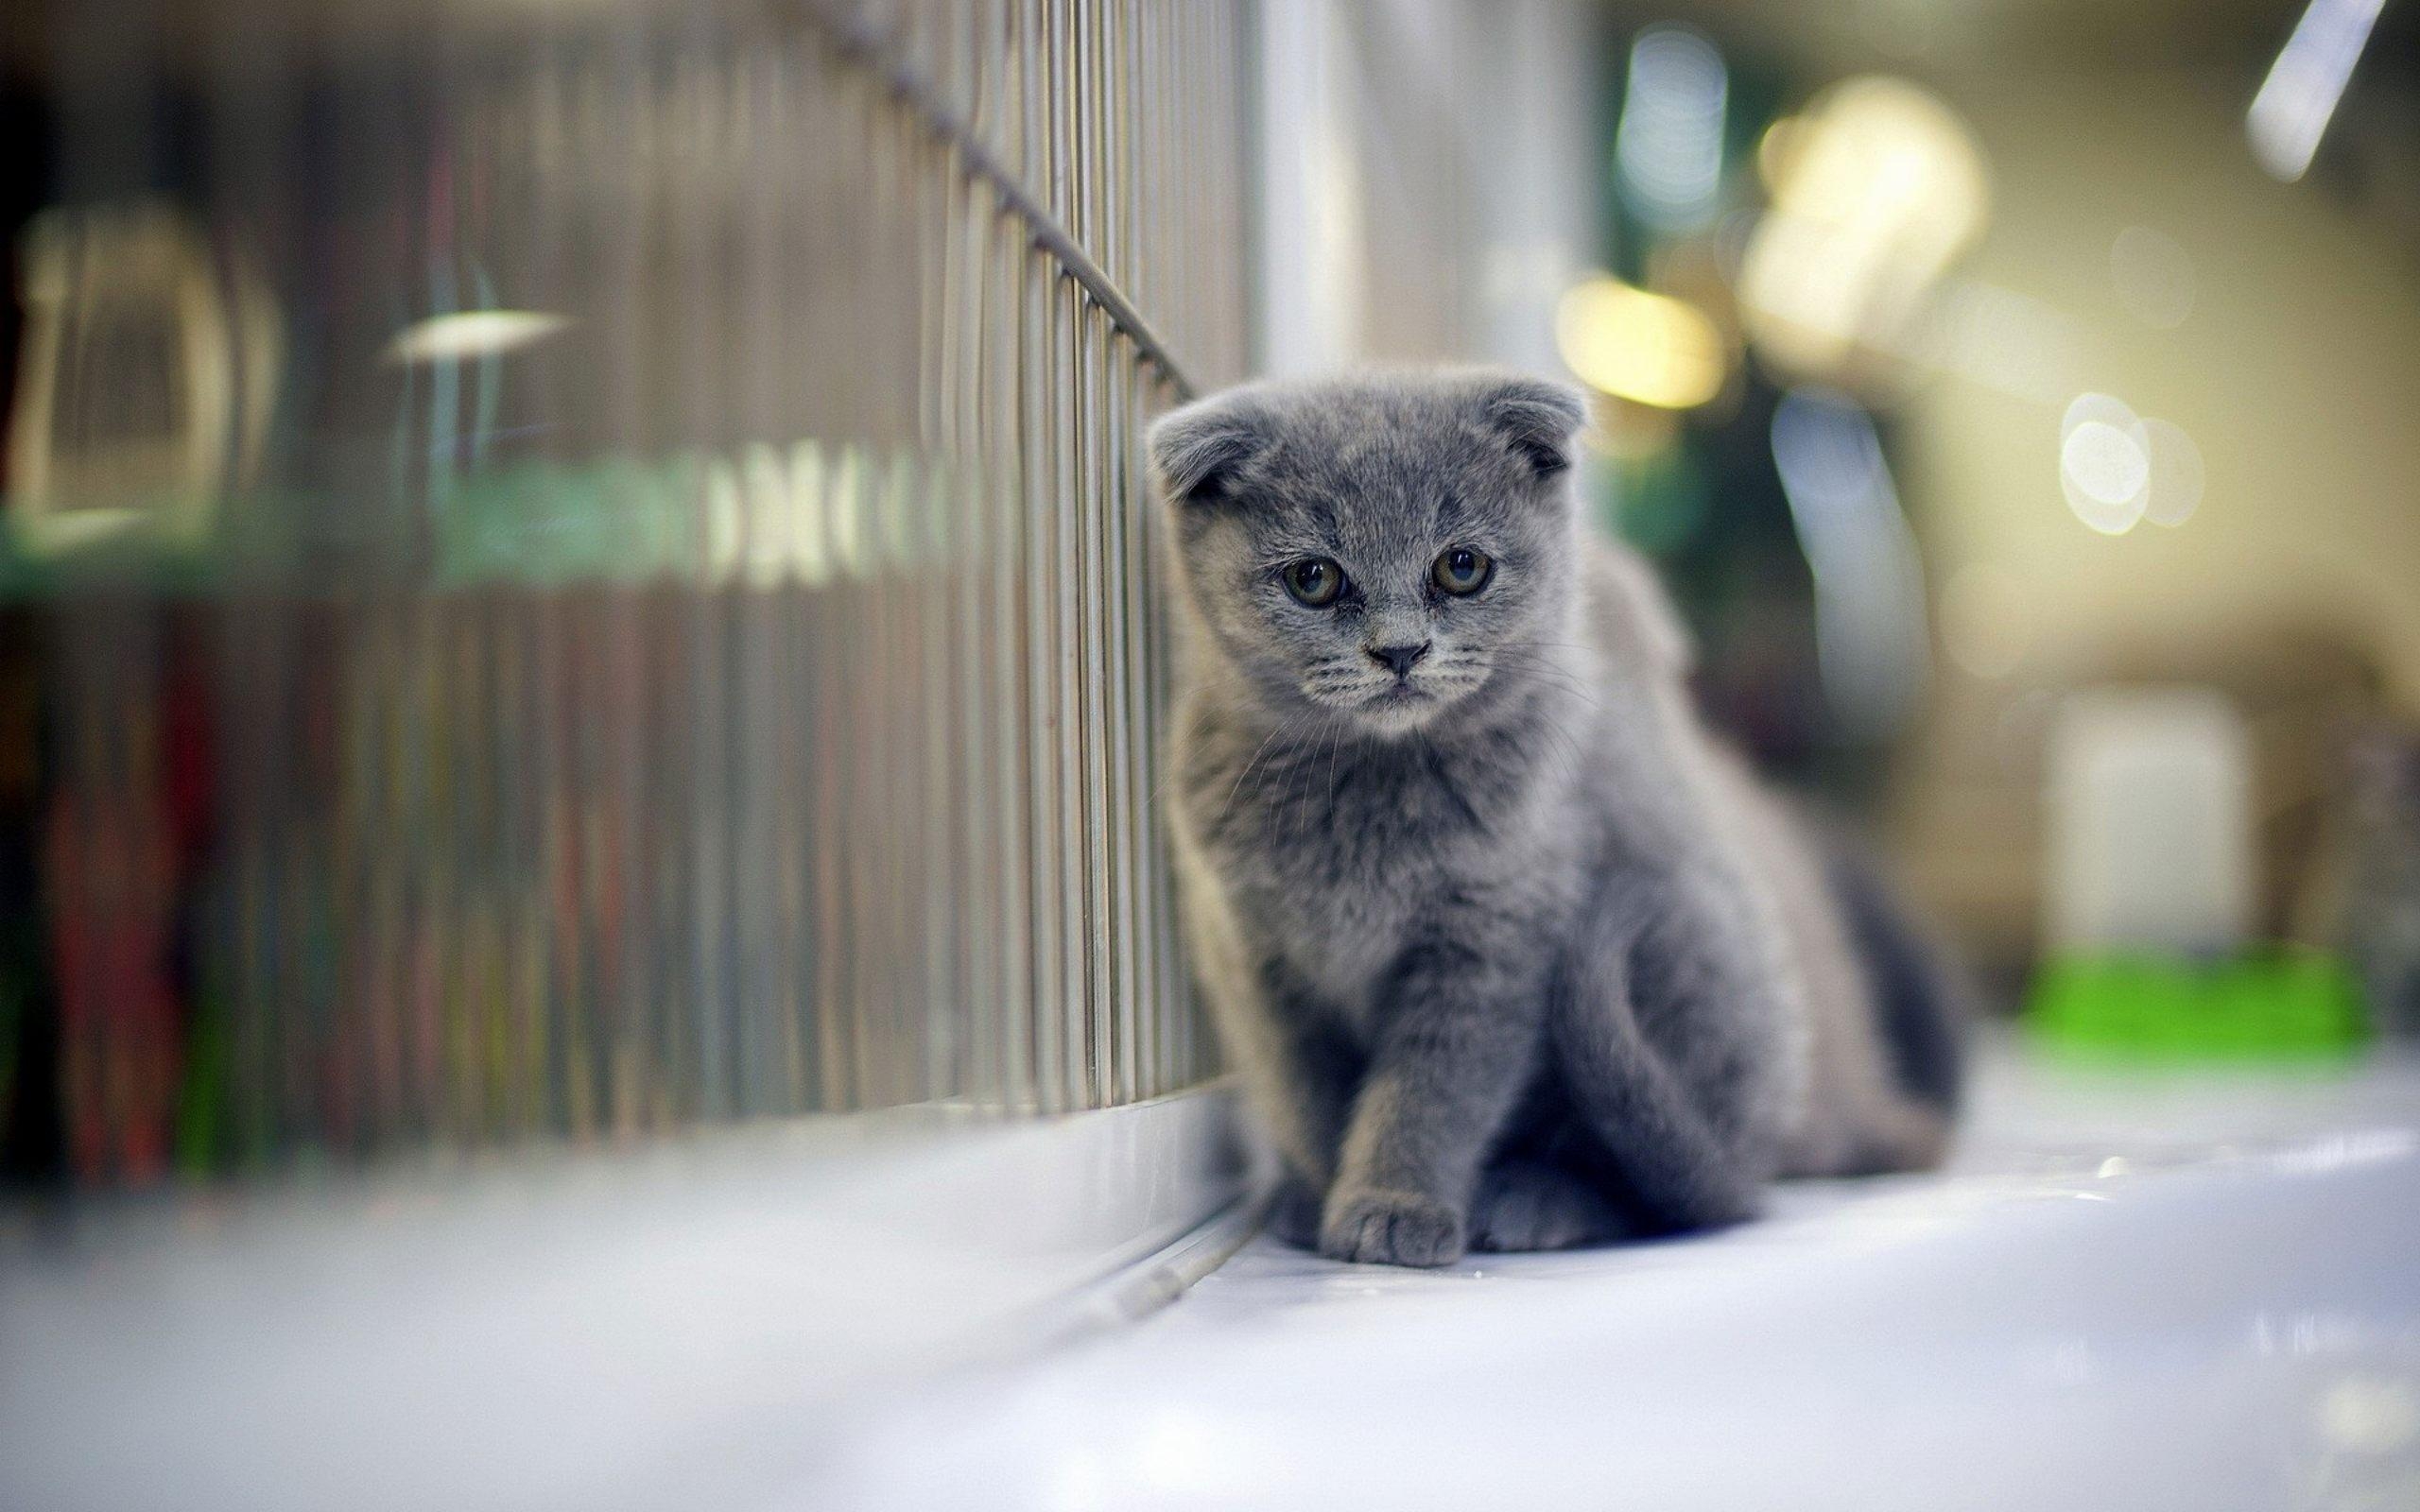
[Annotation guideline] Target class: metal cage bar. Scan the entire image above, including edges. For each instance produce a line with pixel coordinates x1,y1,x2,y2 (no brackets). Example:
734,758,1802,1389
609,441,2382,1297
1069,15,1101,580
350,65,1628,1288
0,0,1247,1185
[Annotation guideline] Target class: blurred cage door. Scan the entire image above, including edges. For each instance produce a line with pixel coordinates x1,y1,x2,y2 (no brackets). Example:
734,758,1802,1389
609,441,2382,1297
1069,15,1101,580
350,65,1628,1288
0,0,1253,1185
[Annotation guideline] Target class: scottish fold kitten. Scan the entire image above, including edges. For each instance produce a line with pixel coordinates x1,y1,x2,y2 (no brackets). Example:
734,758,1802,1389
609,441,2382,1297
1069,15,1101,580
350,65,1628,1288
1151,369,1962,1267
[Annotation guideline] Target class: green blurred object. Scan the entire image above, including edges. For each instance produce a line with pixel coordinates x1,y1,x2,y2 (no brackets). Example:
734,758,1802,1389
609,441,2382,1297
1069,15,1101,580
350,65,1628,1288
2025,949,2371,1061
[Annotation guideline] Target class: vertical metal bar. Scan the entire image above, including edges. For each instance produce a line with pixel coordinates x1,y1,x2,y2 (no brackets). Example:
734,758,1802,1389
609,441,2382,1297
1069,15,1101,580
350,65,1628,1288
887,95,928,1110
1070,0,1087,256
1046,0,1068,230
1143,0,1164,337
955,186,996,1111
1137,367,1166,1100
1023,253,1065,1115
925,92,957,1108
1076,299,1112,1108
1139,359,1169,1099
974,9,1014,1108
994,199,1035,1113
1051,270,1091,1108
1152,368,1194,1090
1114,0,1134,302
1103,331,1141,1106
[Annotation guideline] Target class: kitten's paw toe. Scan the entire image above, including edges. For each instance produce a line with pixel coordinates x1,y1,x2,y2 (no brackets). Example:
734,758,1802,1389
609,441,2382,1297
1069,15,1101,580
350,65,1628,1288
1319,1188,1465,1267
1265,1175,1325,1250
1469,1162,1625,1252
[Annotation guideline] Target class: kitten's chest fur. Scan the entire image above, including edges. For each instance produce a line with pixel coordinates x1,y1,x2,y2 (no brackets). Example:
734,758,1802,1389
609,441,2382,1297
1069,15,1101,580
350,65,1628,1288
1186,711,1579,1028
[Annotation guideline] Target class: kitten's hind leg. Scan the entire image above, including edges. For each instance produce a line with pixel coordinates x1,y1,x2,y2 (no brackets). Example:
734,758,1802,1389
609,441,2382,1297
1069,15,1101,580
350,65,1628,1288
1550,869,1795,1234
1824,841,1969,1117
1468,1160,1630,1252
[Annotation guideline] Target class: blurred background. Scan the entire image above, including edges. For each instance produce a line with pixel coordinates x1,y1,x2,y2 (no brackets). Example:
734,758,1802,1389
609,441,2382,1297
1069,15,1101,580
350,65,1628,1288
0,0,2416,1504
7,0,2412,1190
1247,0,2420,1036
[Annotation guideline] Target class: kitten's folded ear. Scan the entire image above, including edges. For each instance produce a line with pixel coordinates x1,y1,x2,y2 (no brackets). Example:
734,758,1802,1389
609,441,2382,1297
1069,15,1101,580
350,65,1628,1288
1149,395,1270,507
1480,375,1589,480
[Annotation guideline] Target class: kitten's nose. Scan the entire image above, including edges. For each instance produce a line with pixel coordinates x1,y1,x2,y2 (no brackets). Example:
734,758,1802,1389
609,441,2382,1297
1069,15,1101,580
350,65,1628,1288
1368,641,1431,679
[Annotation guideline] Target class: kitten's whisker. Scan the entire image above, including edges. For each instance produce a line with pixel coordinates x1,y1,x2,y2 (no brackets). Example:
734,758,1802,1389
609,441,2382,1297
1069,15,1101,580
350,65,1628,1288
1285,715,1338,823
1267,713,1339,819
1486,649,1606,711
1324,715,1345,807
1214,713,1304,832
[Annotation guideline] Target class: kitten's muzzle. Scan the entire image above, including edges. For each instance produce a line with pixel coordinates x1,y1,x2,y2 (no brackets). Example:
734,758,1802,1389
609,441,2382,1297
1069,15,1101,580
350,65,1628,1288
1367,641,1431,679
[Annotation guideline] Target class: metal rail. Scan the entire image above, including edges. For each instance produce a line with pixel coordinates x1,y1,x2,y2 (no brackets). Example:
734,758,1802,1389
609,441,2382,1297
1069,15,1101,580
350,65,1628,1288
799,0,1201,398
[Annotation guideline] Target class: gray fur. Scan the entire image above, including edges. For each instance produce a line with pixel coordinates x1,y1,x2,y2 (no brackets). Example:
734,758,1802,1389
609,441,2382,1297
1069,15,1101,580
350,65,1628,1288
1152,369,1962,1267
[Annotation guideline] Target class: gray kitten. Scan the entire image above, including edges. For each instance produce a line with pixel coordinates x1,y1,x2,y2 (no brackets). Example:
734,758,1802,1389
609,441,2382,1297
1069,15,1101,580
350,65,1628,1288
1150,369,1962,1268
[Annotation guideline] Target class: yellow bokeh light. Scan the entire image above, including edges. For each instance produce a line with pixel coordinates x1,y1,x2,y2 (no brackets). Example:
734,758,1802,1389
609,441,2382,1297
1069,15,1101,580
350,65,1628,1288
1755,114,1805,193
1555,276,1728,410
1737,77,1988,388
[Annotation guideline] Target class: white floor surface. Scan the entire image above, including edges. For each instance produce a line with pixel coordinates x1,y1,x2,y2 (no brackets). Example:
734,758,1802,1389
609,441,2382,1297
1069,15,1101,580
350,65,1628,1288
803,1042,2420,1512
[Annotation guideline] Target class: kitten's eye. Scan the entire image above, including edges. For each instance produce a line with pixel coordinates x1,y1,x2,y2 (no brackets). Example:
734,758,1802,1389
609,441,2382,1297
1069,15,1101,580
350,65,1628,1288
1431,546,1494,595
1282,557,1345,608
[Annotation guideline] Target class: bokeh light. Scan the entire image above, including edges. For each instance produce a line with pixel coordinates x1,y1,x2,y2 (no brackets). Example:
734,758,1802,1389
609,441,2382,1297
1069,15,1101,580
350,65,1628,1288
2247,0,2388,181
2059,392,2150,535
1738,77,1989,390
1555,275,1729,410
2054,394,2204,534
385,310,571,364
1771,387,1930,734
1616,26,1728,232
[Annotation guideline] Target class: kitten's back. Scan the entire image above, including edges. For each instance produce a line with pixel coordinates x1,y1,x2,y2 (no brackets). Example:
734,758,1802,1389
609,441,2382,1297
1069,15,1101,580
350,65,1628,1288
1581,537,1961,1173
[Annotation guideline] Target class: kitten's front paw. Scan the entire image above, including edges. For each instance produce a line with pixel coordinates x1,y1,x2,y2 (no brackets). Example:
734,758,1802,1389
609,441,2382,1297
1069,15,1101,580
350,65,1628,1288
1319,1187,1466,1268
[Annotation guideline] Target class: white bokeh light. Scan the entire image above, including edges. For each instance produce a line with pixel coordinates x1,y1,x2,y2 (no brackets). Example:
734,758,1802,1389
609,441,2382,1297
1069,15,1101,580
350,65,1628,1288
2065,423,2148,505
2059,393,2150,535
2247,0,2387,181
385,309,569,363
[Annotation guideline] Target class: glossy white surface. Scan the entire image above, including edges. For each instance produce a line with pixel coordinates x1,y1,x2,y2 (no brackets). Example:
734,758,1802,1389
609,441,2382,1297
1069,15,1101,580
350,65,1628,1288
807,1045,2420,1511
0,1091,1243,1512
